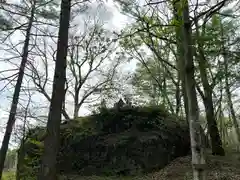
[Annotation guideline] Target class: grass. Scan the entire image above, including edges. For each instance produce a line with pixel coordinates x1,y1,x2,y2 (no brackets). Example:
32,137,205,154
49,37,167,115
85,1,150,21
2,170,15,180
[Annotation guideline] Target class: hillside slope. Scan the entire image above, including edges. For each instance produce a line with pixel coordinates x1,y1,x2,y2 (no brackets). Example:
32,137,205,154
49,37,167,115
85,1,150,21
3,152,240,180
60,151,240,180
17,106,190,179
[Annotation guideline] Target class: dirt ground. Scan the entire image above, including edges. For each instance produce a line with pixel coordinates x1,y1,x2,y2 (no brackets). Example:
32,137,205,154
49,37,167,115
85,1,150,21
62,151,240,180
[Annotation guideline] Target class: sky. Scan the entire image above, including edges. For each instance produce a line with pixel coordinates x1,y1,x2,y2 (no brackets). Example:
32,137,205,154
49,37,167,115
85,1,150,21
0,0,133,147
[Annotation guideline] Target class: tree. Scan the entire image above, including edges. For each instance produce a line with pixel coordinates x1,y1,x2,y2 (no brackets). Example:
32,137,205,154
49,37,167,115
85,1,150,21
180,0,206,179
118,7,180,114
3,149,17,170
220,18,240,144
194,15,225,156
131,58,178,112
37,0,71,179
193,12,240,150
0,0,36,178
172,0,189,122
26,36,71,120
25,14,120,120
0,0,60,177
118,0,229,156
15,82,34,180
66,22,119,118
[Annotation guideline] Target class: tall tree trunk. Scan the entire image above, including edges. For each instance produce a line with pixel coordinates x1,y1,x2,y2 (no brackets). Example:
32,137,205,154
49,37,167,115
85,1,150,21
203,93,225,155
223,49,240,144
0,2,35,178
173,0,189,123
73,88,80,118
225,83,240,143
175,79,181,115
16,138,25,180
37,86,70,120
220,22,240,145
195,20,225,156
73,105,80,119
219,109,225,146
16,91,31,180
217,82,225,146
37,0,71,179
181,0,206,179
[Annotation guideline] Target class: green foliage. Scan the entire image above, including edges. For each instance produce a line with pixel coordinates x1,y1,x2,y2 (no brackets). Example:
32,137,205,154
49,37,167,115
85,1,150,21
35,9,58,20
131,58,178,112
36,0,59,15
4,149,17,170
2,171,15,180
193,14,240,86
0,14,13,30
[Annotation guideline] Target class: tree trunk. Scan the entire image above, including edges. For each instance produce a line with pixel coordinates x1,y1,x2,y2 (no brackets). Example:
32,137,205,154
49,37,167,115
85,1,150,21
73,105,80,119
73,89,80,119
219,109,225,146
220,22,240,145
217,84,225,146
16,90,31,180
172,0,189,123
175,80,181,115
37,0,71,179
37,88,70,120
223,49,240,144
225,86,240,143
181,0,206,179
0,2,35,178
195,20,225,156
203,94,225,155
16,139,25,180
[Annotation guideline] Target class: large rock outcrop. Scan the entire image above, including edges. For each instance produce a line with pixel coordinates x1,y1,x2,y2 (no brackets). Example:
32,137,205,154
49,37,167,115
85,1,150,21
17,106,190,179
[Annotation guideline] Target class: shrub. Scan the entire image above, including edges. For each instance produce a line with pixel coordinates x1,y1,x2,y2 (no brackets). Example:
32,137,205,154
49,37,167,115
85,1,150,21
17,106,190,178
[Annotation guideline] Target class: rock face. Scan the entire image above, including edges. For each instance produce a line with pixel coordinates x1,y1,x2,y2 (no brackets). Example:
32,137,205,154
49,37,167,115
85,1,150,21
18,106,190,179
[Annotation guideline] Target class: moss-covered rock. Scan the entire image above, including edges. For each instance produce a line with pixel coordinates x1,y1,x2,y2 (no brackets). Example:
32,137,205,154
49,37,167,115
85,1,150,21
17,106,190,179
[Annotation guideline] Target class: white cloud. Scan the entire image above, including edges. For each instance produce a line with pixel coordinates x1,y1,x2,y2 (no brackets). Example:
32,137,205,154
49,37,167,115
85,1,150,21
0,0,130,146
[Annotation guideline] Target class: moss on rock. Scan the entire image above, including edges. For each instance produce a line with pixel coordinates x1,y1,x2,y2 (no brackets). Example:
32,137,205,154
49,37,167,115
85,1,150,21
17,106,190,179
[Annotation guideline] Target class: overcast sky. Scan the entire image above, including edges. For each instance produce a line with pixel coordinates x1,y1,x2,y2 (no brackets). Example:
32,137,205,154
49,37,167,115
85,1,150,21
0,0,132,147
